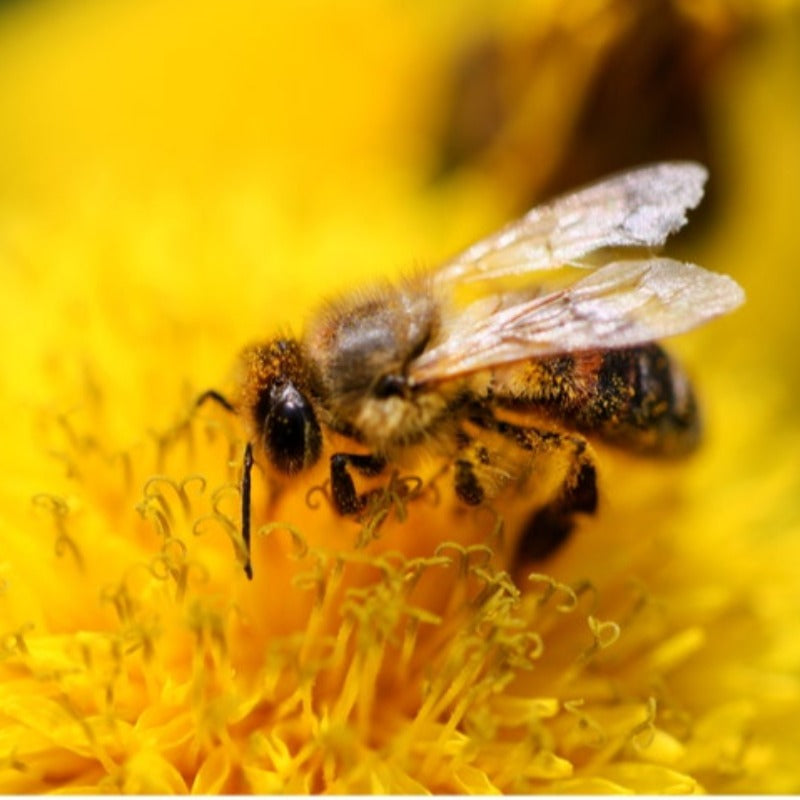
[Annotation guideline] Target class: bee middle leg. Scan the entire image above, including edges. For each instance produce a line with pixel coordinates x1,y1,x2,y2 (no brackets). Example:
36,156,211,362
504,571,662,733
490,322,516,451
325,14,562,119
474,417,598,560
330,453,387,515
452,432,501,506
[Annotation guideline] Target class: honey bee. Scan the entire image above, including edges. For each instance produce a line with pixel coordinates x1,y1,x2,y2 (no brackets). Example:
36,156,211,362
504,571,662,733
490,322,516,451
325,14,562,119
200,162,744,578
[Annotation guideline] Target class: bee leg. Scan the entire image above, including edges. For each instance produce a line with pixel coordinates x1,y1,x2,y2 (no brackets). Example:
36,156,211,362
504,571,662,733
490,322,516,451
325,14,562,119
516,460,597,560
452,432,493,505
330,453,387,515
194,389,235,413
194,390,255,578
482,419,598,560
454,458,485,505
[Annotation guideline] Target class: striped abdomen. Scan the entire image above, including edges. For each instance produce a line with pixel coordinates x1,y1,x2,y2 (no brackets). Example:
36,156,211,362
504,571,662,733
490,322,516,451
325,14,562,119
491,344,700,456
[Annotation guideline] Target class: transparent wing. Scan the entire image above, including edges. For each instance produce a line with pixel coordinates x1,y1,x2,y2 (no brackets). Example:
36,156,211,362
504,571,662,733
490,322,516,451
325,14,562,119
410,259,745,384
434,162,708,284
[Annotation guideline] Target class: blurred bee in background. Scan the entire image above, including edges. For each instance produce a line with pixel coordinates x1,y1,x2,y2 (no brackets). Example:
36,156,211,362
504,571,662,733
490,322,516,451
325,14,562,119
200,162,744,578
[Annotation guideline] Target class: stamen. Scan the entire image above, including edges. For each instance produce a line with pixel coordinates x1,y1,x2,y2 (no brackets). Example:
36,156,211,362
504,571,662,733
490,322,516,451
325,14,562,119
258,522,309,560
32,493,84,571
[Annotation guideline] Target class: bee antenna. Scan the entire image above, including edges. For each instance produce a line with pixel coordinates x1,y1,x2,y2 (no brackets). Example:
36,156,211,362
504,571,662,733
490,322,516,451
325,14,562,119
195,390,253,577
241,442,254,580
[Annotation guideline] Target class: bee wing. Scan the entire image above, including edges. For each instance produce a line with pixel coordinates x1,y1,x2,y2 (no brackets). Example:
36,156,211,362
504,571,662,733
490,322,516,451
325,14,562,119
410,259,744,384
434,162,708,284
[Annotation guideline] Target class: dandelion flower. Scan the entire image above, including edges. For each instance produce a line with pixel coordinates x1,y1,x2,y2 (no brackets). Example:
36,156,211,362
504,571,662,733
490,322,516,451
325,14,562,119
1,0,800,794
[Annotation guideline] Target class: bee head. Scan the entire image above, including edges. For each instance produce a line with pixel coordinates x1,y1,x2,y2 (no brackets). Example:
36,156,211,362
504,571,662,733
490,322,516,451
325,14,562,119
240,339,323,474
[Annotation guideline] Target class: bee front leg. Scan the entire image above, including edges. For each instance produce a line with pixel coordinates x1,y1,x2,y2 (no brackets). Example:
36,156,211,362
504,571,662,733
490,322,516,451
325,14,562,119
194,389,256,579
194,389,236,413
330,453,387,515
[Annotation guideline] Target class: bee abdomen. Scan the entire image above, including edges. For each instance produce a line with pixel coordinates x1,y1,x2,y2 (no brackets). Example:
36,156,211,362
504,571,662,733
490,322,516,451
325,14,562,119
495,344,700,457
577,345,700,456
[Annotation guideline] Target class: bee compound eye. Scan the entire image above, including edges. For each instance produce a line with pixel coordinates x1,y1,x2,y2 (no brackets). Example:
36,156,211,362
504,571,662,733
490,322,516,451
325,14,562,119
264,382,322,474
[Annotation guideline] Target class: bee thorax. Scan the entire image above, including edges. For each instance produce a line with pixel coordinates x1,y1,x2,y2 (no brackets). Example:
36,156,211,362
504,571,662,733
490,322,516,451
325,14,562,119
335,392,448,450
